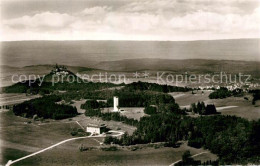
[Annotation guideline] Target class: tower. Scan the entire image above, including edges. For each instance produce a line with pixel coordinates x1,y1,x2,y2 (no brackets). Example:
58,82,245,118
113,96,119,112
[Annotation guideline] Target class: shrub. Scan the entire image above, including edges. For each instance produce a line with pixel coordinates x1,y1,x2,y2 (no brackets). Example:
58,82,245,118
144,106,157,115
101,146,118,151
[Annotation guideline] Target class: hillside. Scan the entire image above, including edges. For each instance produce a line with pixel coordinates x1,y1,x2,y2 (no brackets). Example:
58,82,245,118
1,58,260,88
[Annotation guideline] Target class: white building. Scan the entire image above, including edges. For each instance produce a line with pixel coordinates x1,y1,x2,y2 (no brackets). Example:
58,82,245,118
113,96,119,112
86,124,106,134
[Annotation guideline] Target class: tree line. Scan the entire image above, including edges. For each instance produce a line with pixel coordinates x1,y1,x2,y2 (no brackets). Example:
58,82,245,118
190,101,219,115
209,87,243,99
3,79,119,95
123,81,191,93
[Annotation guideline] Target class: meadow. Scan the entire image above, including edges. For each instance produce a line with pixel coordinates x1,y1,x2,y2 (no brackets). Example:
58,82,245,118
1,111,218,166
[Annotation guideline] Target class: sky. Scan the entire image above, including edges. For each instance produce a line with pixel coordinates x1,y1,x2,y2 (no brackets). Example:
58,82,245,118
1,0,260,41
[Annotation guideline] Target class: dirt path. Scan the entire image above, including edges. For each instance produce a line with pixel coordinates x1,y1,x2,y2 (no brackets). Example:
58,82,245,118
216,106,238,111
76,121,85,130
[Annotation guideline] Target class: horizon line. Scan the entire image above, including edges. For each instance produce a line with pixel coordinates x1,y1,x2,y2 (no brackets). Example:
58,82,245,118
1,37,260,42
1,58,260,68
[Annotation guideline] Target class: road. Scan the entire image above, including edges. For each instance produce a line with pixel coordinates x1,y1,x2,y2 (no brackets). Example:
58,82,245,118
169,152,208,166
5,130,124,166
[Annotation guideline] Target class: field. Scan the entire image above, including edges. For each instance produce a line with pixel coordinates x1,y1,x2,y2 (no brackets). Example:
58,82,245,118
0,93,40,106
169,91,212,107
10,141,217,166
169,91,260,120
0,111,134,165
119,107,146,120
0,111,80,164
102,107,146,120
71,99,87,114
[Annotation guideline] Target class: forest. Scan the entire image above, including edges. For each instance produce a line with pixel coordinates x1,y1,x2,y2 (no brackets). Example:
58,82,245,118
104,113,260,164
12,95,78,119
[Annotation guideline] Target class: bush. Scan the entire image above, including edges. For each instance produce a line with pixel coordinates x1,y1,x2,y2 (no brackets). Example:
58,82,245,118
101,146,118,151
81,100,100,109
71,130,78,136
79,144,93,152
77,128,84,132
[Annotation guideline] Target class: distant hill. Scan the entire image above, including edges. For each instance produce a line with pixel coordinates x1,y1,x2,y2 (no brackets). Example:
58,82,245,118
1,38,259,67
0,64,94,87
1,59,260,88
2,59,260,74
1,64,94,75
95,59,260,76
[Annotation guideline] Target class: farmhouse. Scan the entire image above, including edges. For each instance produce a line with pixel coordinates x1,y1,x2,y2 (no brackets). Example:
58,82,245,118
86,124,107,134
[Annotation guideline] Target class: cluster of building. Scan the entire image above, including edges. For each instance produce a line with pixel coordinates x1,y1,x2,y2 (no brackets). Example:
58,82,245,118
198,82,260,91
247,83,260,89
51,64,69,76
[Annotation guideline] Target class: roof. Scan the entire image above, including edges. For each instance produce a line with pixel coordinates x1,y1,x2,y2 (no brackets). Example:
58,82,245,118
87,123,106,128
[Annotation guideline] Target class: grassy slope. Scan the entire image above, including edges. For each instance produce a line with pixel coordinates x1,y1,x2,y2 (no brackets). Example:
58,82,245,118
0,111,214,166
13,142,217,166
